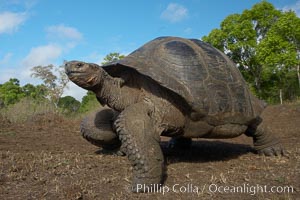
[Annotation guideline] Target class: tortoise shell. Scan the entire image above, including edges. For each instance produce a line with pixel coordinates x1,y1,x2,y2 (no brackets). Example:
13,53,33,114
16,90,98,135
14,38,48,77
103,37,264,124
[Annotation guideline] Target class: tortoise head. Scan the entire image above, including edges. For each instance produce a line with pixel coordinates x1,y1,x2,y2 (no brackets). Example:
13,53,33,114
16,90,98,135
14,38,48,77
65,60,103,90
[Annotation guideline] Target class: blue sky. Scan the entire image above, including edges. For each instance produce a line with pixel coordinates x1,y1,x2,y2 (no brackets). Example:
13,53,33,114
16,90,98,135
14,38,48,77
1,0,300,100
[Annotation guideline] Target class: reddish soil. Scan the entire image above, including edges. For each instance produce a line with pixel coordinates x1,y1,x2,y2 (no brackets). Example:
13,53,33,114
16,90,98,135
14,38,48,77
0,104,299,200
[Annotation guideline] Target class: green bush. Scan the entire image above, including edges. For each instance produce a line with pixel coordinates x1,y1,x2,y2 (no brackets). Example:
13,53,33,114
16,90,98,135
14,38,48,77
78,91,100,113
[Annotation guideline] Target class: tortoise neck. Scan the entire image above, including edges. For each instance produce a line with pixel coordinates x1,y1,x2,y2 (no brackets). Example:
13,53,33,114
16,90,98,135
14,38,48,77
94,72,137,111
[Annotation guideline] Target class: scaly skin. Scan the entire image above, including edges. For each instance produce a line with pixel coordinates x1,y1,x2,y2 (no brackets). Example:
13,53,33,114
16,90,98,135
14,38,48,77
253,126,283,156
113,102,164,192
245,117,284,156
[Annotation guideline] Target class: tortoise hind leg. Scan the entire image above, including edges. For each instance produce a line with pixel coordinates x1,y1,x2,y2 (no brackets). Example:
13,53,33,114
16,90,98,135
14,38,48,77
80,108,122,151
114,102,164,192
245,117,284,156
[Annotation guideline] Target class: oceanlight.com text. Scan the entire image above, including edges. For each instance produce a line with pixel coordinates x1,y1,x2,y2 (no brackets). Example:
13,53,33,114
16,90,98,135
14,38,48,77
134,183,295,195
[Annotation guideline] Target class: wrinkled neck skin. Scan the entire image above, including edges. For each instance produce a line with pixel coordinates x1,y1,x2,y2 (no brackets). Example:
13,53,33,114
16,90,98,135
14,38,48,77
91,72,138,111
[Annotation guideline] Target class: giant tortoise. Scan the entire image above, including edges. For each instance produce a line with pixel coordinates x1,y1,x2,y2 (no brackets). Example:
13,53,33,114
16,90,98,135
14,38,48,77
65,36,283,192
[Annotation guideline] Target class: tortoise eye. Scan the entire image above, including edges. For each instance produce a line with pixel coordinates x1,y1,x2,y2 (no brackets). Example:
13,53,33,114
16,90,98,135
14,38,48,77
77,63,83,67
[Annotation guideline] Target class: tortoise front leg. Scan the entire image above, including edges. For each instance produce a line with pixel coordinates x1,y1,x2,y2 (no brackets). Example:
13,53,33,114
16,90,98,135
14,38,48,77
114,103,164,192
80,108,122,150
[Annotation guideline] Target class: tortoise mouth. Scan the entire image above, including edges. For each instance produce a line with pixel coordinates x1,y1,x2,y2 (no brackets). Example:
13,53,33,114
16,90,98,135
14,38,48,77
65,68,86,77
66,70,81,75
65,71,90,85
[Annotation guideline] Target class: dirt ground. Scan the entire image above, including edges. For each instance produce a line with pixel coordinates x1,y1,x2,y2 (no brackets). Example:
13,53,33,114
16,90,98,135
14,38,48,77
0,104,299,200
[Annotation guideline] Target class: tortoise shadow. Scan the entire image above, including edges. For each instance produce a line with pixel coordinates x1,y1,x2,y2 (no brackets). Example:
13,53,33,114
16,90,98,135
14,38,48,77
95,140,254,162
94,148,124,156
161,140,254,163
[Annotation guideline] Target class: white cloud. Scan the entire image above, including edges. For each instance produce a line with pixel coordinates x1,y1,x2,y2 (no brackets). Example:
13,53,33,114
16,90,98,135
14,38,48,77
0,53,13,64
83,52,106,64
0,11,28,34
46,24,83,41
0,64,40,86
16,24,82,88
283,0,300,16
0,68,17,83
161,3,188,23
22,44,63,68
63,82,87,101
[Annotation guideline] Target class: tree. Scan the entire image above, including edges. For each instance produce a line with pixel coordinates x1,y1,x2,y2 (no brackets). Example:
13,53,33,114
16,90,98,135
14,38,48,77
0,78,25,106
0,79,51,108
58,96,81,113
202,1,299,103
22,83,47,100
31,64,69,107
257,11,300,103
78,91,99,113
101,52,125,65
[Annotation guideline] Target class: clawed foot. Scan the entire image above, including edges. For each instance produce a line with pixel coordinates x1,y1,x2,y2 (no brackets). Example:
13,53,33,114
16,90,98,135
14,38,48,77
251,125,285,157
256,143,285,156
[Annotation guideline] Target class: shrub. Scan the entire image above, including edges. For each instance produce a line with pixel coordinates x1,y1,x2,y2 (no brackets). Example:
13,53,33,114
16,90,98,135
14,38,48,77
0,97,56,124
